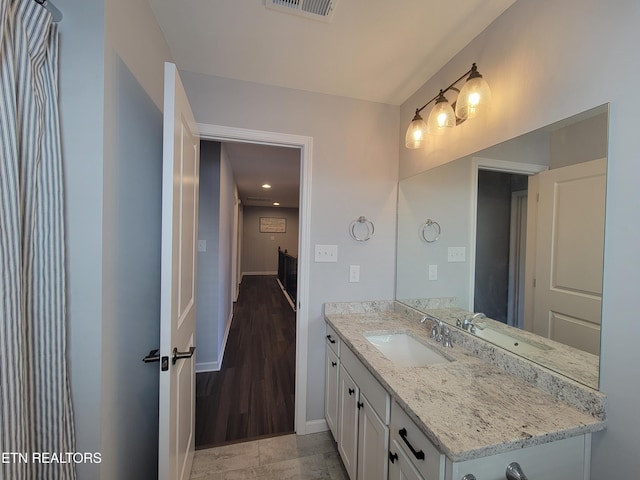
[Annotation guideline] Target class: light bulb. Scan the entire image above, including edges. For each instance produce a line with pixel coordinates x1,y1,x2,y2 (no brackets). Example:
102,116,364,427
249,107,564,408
405,110,428,148
427,92,455,135
455,64,491,120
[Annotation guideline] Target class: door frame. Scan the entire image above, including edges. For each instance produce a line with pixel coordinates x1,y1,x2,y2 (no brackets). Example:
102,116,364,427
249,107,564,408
197,123,312,435
469,157,547,314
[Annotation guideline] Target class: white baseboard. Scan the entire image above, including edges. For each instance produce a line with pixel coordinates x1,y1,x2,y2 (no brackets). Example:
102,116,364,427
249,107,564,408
195,361,219,373
242,271,278,277
195,309,234,373
302,419,328,435
276,278,297,311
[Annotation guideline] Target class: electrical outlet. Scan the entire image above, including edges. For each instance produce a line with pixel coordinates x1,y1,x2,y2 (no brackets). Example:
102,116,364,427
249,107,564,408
447,246,466,262
349,265,360,282
315,244,338,263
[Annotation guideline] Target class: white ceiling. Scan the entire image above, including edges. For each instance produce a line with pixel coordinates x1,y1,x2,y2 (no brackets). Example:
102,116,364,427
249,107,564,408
220,142,301,208
149,0,516,208
148,0,515,106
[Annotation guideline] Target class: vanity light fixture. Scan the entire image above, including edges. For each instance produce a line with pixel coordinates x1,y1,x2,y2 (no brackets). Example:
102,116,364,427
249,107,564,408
405,63,491,149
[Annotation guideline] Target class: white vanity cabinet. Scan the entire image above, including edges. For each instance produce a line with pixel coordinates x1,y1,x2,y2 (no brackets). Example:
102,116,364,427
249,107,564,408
389,400,444,480
388,438,425,480
445,434,591,480
389,398,591,480
325,325,340,439
326,328,390,480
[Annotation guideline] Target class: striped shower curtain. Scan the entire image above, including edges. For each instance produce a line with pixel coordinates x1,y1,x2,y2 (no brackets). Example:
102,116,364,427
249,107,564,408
0,1,76,479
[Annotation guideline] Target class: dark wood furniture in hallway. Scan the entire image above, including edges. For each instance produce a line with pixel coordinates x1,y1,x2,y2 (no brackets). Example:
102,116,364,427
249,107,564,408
195,275,296,449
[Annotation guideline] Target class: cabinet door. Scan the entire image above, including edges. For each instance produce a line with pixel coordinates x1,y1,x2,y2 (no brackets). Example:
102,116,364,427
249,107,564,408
325,346,340,439
338,365,359,479
357,394,389,480
389,439,424,480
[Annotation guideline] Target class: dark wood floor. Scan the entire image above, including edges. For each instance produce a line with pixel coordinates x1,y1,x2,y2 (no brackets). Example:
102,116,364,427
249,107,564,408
195,275,296,449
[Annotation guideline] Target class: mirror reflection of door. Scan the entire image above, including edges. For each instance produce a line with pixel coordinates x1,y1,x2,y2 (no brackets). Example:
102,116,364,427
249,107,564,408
527,158,606,355
474,160,605,355
474,170,528,327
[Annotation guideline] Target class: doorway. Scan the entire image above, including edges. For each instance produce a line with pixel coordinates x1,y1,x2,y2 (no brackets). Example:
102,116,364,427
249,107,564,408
473,170,528,326
193,124,312,447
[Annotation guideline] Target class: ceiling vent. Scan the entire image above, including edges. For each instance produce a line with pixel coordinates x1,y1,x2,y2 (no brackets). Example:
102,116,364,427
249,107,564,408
266,0,338,22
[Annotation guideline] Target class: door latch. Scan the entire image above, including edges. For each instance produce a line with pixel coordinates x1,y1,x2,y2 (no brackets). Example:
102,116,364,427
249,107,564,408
142,349,169,371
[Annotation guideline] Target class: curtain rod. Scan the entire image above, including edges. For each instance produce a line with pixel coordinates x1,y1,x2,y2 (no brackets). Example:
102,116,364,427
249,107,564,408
34,0,63,22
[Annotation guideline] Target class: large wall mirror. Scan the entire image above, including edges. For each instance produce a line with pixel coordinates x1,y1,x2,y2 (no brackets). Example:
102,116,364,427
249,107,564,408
396,104,608,389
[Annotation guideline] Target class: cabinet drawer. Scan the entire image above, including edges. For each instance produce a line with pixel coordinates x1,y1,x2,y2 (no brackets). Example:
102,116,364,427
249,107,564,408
341,344,390,424
391,401,444,480
446,434,589,480
326,324,340,356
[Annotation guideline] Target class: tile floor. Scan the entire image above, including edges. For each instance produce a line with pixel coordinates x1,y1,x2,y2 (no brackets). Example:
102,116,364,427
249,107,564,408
189,431,349,480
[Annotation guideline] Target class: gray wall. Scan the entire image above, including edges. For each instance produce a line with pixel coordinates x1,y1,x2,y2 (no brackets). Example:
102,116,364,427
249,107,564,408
58,0,173,477
196,142,222,370
181,71,400,423
57,1,105,478
399,0,640,476
242,206,300,274
195,142,237,372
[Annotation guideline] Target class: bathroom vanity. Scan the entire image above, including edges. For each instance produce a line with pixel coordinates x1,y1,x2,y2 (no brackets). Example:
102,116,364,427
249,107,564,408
324,302,606,480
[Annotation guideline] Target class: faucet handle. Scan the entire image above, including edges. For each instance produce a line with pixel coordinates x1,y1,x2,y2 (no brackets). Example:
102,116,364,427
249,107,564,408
430,324,439,340
442,327,453,348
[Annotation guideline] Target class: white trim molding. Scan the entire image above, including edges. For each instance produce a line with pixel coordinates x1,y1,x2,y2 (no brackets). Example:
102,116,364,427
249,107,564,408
195,309,234,373
197,123,313,435
468,157,548,312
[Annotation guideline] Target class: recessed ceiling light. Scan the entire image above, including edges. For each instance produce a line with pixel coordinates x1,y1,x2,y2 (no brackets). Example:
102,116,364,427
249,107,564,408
273,202,280,206
262,183,272,189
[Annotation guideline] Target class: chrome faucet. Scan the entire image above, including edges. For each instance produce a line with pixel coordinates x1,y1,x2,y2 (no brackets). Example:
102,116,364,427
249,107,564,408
420,316,452,347
457,312,486,333
427,320,452,348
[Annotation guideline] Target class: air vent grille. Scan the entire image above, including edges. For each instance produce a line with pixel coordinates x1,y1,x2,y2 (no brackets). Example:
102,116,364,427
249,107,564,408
267,0,337,22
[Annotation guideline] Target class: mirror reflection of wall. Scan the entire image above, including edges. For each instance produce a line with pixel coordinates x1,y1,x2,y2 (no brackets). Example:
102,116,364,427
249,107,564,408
395,104,608,387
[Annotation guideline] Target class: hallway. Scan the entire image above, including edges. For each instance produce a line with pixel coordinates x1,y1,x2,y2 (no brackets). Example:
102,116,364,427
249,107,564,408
195,275,296,448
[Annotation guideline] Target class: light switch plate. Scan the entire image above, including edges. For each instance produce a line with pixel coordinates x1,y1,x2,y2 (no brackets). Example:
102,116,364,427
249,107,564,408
447,246,466,262
198,240,206,252
315,244,338,262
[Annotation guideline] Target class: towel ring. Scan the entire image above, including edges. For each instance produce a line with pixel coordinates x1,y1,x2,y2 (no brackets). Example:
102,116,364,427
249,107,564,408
350,216,375,242
420,219,441,243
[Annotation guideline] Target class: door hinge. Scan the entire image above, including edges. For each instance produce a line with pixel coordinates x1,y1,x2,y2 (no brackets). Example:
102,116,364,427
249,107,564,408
533,278,537,287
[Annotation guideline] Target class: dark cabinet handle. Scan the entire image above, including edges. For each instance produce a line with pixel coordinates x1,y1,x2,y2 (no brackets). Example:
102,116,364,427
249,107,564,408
399,428,425,461
331,361,337,367
357,401,364,410
389,451,398,464
348,388,355,396
326,335,336,344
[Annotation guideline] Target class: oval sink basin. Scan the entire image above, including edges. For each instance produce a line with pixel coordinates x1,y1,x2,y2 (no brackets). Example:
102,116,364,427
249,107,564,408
364,333,451,367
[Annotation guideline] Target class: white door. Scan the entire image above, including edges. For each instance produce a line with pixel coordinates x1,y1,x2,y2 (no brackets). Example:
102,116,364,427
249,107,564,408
158,62,200,480
357,395,389,480
338,365,359,479
532,158,606,354
325,347,339,439
388,440,423,480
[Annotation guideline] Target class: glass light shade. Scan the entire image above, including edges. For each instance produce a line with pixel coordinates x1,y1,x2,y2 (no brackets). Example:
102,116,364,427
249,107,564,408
405,113,428,149
426,97,456,135
455,75,491,120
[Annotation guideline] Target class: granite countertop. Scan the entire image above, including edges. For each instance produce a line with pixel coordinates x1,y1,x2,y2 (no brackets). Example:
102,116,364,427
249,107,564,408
324,304,606,462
